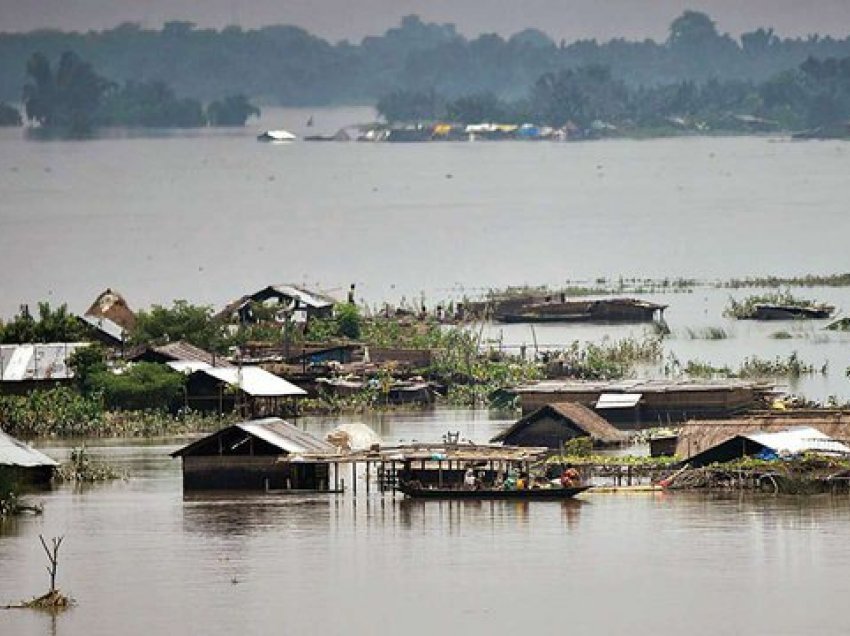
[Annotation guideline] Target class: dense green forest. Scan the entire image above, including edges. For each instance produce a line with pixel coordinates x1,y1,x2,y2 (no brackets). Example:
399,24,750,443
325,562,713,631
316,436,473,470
18,51,259,132
2,12,850,107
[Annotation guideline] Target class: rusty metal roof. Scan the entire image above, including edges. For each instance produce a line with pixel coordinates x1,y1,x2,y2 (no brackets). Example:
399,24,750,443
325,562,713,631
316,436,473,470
0,343,89,382
170,417,333,457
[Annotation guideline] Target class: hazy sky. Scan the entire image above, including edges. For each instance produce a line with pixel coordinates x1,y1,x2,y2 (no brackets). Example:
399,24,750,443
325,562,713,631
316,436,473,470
1,0,849,42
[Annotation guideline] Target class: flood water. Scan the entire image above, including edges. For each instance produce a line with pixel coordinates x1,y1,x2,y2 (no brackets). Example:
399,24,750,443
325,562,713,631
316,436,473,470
2,107,850,400
3,410,850,635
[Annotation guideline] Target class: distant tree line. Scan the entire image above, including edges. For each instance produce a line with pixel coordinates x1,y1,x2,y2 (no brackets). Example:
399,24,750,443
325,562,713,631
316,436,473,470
2,12,850,108
20,51,260,133
377,55,850,133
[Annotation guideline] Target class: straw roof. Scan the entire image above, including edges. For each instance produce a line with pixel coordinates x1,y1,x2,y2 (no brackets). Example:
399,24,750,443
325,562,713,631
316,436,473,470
676,411,850,458
85,288,136,331
491,402,626,445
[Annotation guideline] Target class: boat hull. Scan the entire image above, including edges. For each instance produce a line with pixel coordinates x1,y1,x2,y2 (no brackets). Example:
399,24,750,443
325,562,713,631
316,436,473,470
398,483,591,500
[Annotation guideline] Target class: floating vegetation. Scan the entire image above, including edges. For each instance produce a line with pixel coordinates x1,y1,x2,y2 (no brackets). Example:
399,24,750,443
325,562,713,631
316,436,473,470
668,352,825,380
722,273,850,289
544,336,664,380
683,326,728,340
723,291,830,319
737,353,823,378
770,331,794,339
56,446,125,483
826,318,850,331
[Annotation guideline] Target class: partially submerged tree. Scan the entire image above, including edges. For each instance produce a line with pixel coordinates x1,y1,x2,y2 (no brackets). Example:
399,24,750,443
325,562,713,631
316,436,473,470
131,300,225,352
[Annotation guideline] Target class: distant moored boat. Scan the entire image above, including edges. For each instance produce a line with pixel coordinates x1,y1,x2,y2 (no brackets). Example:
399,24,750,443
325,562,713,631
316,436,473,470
257,129,296,142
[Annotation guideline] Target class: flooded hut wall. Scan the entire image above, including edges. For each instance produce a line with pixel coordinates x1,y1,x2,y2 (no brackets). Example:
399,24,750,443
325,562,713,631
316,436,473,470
0,464,55,487
181,456,329,490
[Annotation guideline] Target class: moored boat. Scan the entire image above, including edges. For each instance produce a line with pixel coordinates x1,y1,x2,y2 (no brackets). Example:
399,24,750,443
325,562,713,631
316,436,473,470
258,129,296,142
398,481,591,500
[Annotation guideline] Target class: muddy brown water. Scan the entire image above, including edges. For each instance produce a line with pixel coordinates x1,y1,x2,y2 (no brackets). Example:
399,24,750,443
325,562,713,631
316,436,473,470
3,409,850,635
2,111,850,401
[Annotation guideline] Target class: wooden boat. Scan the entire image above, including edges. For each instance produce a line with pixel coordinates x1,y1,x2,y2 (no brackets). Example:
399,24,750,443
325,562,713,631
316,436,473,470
397,481,591,500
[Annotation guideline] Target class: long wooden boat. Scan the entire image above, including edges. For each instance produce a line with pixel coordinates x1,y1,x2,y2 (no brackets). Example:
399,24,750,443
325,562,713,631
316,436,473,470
397,482,591,500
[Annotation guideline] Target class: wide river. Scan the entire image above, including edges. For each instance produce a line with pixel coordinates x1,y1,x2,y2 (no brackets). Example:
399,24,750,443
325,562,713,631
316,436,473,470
3,409,850,635
4,108,848,400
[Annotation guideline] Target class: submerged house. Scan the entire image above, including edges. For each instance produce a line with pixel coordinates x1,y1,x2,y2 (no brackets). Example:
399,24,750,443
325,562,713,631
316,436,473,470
676,413,850,465
491,402,626,449
170,417,336,491
0,429,58,485
681,426,850,468
218,284,336,326
509,379,770,424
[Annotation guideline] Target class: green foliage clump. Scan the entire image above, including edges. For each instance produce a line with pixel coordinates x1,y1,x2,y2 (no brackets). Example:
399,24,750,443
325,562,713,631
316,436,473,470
305,304,363,342
132,300,225,353
92,363,185,411
0,302,86,344
0,387,104,438
550,337,664,380
335,304,362,339
56,446,124,482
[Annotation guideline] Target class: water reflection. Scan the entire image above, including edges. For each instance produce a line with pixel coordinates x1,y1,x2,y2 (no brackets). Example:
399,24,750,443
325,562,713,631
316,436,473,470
6,434,850,635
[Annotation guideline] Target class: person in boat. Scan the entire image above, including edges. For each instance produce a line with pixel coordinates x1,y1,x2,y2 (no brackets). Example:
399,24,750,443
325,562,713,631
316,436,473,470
516,473,528,490
560,465,580,488
463,467,477,490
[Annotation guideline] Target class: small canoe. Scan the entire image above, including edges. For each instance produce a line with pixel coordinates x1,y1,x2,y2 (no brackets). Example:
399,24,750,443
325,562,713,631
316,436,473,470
398,482,591,500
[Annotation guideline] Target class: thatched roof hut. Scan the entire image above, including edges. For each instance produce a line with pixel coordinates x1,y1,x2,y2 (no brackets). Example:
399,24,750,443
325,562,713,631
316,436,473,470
676,411,850,459
491,402,626,448
85,288,136,331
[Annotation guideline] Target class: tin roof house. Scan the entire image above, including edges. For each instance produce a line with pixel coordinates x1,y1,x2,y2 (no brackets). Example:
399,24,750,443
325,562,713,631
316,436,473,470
170,417,336,491
0,429,58,485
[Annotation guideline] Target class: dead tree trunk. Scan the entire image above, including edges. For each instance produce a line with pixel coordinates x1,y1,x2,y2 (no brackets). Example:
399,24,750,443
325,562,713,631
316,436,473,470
38,535,63,594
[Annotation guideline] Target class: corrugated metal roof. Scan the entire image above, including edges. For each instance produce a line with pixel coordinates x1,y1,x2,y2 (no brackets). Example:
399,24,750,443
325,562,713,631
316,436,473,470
170,417,333,457
0,430,58,468
166,360,213,374
79,314,126,341
596,393,642,409
238,418,334,454
0,343,89,382
514,379,766,394
268,284,334,309
745,427,850,455
198,366,307,397
152,341,232,367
